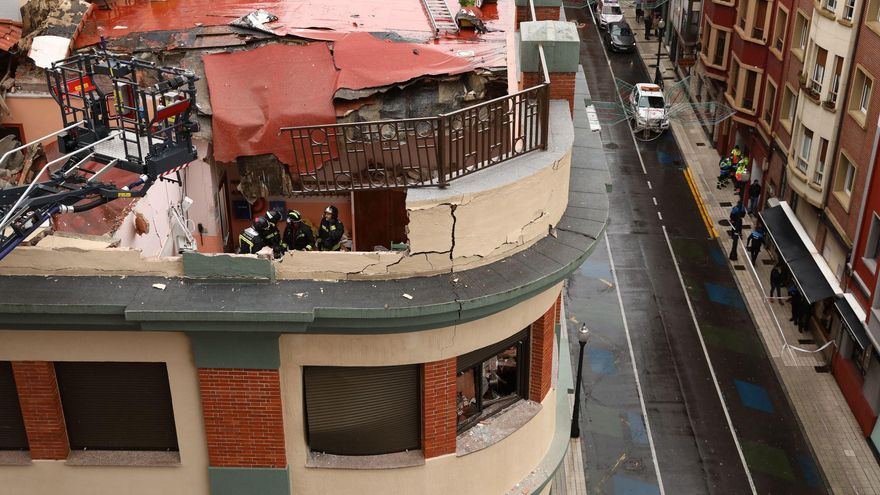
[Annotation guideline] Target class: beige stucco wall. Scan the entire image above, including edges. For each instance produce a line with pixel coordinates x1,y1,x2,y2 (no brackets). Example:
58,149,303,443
0,245,183,277
2,96,64,144
279,283,562,495
0,331,209,495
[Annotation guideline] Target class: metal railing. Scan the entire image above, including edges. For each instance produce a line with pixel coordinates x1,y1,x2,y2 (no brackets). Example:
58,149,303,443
281,84,549,193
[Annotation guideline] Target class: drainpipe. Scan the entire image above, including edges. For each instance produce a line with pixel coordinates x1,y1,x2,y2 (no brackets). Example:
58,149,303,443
824,0,868,286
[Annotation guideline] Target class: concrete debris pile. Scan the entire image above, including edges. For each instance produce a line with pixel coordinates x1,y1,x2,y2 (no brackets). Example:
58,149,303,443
0,135,43,189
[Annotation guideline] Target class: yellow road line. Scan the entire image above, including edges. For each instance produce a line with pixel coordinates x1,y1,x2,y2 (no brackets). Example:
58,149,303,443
683,167,718,238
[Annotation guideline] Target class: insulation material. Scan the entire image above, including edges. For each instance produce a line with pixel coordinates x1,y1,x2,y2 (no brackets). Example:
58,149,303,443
202,42,338,165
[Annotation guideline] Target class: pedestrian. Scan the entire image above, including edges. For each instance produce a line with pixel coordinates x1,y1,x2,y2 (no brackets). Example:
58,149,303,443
798,299,811,333
788,285,799,323
748,179,761,214
635,0,643,23
644,13,652,40
728,201,746,261
746,226,765,265
769,264,783,302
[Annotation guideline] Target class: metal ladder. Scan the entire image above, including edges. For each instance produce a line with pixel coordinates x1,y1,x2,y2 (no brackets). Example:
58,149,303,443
420,0,460,37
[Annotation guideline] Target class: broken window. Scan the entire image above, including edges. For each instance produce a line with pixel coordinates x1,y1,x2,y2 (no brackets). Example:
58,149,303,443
457,329,529,432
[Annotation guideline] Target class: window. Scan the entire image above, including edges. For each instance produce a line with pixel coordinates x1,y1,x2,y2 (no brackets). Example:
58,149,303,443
863,214,880,271
762,79,777,125
726,57,762,113
457,330,529,432
780,86,797,130
822,0,837,12
810,47,827,95
737,0,772,40
55,362,178,451
843,0,855,19
834,153,857,198
798,126,814,173
701,22,731,68
829,56,843,104
849,66,874,125
793,12,809,57
814,138,829,184
773,6,789,53
0,362,27,451
303,365,420,455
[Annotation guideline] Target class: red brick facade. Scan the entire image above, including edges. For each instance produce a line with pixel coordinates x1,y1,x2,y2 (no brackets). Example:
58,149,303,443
516,6,560,27
198,369,286,468
523,71,576,114
529,301,557,402
11,361,69,460
421,358,457,458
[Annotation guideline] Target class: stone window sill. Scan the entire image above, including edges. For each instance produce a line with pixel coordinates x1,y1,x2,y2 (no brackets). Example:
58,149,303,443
833,190,852,213
305,449,425,470
838,18,853,27
0,451,31,465
814,5,836,20
456,399,542,457
66,450,181,467
849,109,868,129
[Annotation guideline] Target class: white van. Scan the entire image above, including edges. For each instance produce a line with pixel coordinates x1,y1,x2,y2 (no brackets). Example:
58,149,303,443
597,0,624,29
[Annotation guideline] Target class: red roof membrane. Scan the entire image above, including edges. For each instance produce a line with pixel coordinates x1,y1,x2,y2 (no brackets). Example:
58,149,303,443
0,19,22,53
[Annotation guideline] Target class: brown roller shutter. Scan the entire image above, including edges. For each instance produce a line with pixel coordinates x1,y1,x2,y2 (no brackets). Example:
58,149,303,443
0,362,27,450
304,365,419,456
55,362,178,451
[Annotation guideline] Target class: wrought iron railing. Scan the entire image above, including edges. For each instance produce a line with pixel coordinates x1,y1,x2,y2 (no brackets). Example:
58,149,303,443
281,84,549,193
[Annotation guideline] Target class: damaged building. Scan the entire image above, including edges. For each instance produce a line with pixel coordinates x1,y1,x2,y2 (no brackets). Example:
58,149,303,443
0,1,608,494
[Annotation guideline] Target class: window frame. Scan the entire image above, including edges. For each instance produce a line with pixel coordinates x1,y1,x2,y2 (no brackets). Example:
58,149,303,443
771,4,790,59
797,126,814,174
761,77,778,128
780,84,798,132
833,150,857,211
810,46,828,96
793,11,810,60
700,19,733,70
814,137,829,184
849,65,875,128
725,55,764,114
863,213,880,273
456,329,530,433
735,0,774,42
842,0,855,20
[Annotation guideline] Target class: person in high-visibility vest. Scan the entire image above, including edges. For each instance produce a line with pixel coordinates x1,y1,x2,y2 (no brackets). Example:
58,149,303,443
730,144,742,165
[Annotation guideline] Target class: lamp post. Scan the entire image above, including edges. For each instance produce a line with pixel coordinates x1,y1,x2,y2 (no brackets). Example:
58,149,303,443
570,323,590,438
653,17,666,87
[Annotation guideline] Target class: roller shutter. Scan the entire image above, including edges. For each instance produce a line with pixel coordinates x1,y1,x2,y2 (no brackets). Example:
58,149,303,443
55,362,178,451
0,362,27,450
304,365,420,456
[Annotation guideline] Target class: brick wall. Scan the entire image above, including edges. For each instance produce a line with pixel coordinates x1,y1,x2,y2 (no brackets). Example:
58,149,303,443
422,358,457,458
11,361,69,460
523,71,576,114
516,6,560,27
198,369,286,468
529,301,557,402
554,292,562,324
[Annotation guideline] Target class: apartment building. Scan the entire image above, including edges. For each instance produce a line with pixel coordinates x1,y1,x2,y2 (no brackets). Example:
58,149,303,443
0,1,609,494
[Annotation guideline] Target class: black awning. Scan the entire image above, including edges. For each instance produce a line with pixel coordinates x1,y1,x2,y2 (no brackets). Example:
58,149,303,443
760,205,836,303
835,297,870,350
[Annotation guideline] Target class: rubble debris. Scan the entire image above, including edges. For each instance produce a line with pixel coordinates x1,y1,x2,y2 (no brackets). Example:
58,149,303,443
152,283,166,290
402,293,413,300
230,10,278,35
133,212,150,236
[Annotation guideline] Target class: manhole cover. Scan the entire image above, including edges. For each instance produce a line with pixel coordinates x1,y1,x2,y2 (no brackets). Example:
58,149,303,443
720,202,732,207
743,224,752,230
814,365,831,373
798,339,815,345
696,142,706,146
762,259,775,265
719,219,731,226
734,265,745,271
624,458,643,471
604,142,620,150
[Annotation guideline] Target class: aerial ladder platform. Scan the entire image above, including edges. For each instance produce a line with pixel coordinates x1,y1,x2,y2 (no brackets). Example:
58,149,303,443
0,50,199,261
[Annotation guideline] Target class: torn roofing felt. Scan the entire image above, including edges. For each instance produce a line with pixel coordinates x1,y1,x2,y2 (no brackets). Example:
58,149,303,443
203,32,500,165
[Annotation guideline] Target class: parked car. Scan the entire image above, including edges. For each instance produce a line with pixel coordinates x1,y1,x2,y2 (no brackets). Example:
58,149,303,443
603,22,635,52
629,83,669,130
597,0,623,29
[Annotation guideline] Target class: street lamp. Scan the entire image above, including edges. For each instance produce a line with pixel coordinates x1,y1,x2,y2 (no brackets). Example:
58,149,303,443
570,323,590,438
653,17,666,87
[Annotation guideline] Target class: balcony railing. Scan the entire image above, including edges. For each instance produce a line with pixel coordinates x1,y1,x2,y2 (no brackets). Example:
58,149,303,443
281,84,550,194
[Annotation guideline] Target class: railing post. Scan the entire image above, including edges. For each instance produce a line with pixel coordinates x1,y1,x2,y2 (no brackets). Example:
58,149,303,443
437,116,448,188
540,85,550,151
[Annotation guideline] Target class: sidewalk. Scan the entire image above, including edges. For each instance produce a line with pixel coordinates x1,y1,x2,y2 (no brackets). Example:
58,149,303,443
621,6,880,492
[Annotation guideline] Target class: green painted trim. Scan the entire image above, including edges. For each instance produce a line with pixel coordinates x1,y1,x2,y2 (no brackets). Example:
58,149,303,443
208,467,289,495
189,332,281,369
183,252,274,281
515,0,562,7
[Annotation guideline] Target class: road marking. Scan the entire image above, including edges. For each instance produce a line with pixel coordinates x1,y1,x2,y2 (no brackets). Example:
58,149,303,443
657,211,663,221
586,104,602,131
605,235,665,495
661,225,758,494
653,197,658,206
683,168,718,238
647,181,652,189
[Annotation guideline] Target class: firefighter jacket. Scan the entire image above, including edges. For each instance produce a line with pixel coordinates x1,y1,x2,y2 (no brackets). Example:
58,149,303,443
319,218,344,251
285,222,315,251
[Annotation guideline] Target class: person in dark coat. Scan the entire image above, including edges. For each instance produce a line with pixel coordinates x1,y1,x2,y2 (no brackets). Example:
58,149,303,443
318,205,345,251
728,201,746,260
746,227,765,265
644,13,652,39
283,209,315,251
788,285,800,324
748,180,761,214
770,265,783,302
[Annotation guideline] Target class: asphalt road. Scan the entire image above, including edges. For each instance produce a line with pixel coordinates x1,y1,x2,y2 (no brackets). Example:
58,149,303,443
563,4,828,494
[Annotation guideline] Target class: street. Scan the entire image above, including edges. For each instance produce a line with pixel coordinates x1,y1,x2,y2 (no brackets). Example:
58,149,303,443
564,3,827,494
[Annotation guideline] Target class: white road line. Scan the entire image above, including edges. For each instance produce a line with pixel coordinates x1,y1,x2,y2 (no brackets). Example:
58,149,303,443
647,181,652,189
653,197,658,206
605,235,666,494
657,211,663,221
660,225,758,494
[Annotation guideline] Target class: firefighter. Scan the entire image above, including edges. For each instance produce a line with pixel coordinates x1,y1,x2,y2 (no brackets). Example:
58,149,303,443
730,144,742,165
284,209,315,251
318,205,345,251
238,211,283,256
